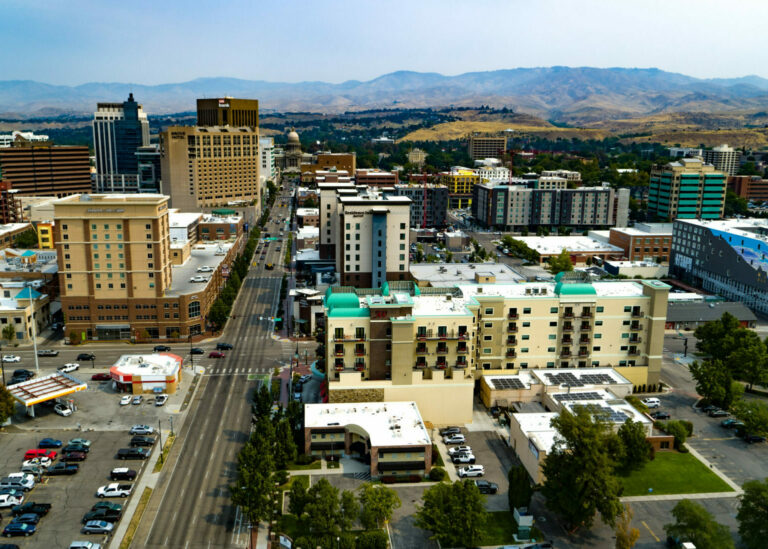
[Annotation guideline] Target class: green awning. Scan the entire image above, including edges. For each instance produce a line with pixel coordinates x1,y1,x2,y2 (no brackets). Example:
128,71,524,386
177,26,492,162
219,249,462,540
212,208,236,215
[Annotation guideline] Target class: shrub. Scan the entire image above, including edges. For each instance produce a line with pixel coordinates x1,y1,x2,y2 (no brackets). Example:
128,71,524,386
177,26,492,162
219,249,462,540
679,420,694,437
296,454,315,465
659,420,689,452
273,469,289,486
355,530,389,549
428,467,447,481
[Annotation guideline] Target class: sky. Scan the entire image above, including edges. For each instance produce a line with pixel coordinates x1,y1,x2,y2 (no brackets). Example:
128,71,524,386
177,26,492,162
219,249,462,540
3,0,768,85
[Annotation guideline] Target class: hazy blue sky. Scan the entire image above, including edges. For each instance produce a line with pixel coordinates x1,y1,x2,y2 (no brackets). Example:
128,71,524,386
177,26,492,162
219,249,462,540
3,0,767,85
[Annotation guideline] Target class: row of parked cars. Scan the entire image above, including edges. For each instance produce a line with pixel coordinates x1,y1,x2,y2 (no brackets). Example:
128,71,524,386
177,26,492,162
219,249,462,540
439,427,487,480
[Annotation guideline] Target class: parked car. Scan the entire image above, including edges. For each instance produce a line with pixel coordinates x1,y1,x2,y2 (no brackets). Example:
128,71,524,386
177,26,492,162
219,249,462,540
130,436,155,448
117,448,150,460
11,370,33,380
457,465,485,478
473,480,498,494
109,468,137,481
62,452,87,462
92,502,122,513
81,521,113,535
0,478,33,493
2,355,20,363
36,349,58,357
37,438,62,449
54,403,72,417
2,522,35,537
63,443,90,454
129,425,153,435
701,404,719,414
76,353,96,361
57,363,80,373
216,342,234,350
650,411,671,420
81,509,120,524
23,450,55,461
721,419,745,429
189,275,207,283
641,398,660,409
11,502,50,517
208,351,225,359
68,541,102,549
119,395,132,406
153,345,171,352
443,434,466,445
46,463,78,476
22,457,51,469
0,494,23,509
96,484,132,498
197,266,213,273
91,373,111,381
299,374,312,384
708,409,729,418
448,445,472,456
131,395,143,405
9,513,40,525
439,426,461,436
19,466,44,481
154,394,168,406
744,434,766,444
68,438,92,448
451,452,476,464
190,348,205,355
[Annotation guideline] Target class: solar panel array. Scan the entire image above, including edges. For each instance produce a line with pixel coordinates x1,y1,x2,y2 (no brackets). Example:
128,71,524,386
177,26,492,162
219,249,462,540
580,373,617,385
572,404,629,423
491,378,526,390
545,372,617,387
554,392,603,402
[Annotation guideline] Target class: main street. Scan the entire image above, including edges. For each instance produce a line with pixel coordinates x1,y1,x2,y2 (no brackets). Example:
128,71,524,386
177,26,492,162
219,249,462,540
133,187,295,549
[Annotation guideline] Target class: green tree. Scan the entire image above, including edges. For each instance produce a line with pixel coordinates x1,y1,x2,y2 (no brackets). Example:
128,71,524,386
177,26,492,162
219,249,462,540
548,249,574,274
694,312,742,361
229,438,277,525
727,331,768,390
359,483,401,529
738,478,768,549
664,499,734,549
13,228,38,249
273,418,298,468
2,324,15,343
252,384,273,418
340,490,359,532
304,478,341,536
614,504,640,549
541,408,623,531
617,418,652,471
689,359,737,408
208,300,229,329
659,420,689,451
507,465,534,510
0,384,16,424
288,475,310,516
354,530,388,549
415,480,486,548
731,399,768,437
724,190,749,217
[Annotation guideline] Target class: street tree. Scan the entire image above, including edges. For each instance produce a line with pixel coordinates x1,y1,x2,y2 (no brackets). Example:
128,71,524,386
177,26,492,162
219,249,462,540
252,384,273,418
548,249,573,274
415,480,487,548
359,483,401,529
727,331,768,390
664,499,734,549
541,407,623,531
738,478,768,549
614,504,640,549
288,475,310,516
507,465,534,510
689,359,738,408
304,478,341,536
273,418,298,468
339,490,359,532
2,324,15,343
0,384,16,424
731,399,768,437
229,441,276,525
694,312,742,361
617,418,652,471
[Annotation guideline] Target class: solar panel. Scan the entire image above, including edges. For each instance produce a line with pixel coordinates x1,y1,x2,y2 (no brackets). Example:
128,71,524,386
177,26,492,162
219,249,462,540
492,378,526,390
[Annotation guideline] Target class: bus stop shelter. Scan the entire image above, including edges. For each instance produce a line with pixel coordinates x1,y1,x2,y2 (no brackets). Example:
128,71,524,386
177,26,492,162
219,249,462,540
8,372,87,417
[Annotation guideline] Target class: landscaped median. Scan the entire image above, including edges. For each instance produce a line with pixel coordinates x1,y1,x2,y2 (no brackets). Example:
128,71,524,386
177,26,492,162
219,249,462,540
618,451,734,497
118,487,153,549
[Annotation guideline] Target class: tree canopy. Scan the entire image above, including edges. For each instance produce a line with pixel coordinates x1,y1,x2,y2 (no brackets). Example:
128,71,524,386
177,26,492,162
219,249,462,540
738,478,768,549
664,499,734,549
415,480,487,547
548,249,574,274
0,384,16,425
359,483,401,529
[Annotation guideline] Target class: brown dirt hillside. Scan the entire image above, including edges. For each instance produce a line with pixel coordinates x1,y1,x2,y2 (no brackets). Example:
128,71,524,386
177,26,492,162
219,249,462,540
400,121,608,142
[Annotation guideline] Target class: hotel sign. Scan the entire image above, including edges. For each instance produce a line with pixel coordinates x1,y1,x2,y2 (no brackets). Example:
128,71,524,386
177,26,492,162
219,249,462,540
86,208,125,213
218,99,230,108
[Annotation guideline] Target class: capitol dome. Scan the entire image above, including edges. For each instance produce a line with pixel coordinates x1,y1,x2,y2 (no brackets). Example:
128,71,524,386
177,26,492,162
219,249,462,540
287,128,300,143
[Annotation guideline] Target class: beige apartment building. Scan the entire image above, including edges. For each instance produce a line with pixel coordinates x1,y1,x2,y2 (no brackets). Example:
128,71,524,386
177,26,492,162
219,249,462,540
324,276,669,424
159,126,261,212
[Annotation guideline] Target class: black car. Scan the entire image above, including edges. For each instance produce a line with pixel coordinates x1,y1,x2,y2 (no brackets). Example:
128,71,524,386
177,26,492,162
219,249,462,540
12,370,34,380
117,448,150,460
473,480,499,494
63,443,90,454
190,347,205,355
650,411,671,420
46,463,78,476
744,434,767,444
701,404,718,413
439,426,461,436
76,353,96,361
10,502,51,517
82,508,121,524
36,350,58,357
216,342,234,351
130,436,155,447
62,451,87,462
110,468,137,481
153,345,171,352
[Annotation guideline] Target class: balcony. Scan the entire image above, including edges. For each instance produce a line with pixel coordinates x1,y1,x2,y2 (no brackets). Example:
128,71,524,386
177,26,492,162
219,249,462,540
508,325,519,333
579,337,591,344
628,349,640,356
561,338,573,345
416,347,428,355
455,358,468,368
333,334,367,342
508,312,519,320
436,345,448,354
578,350,589,357
354,350,366,357
580,310,593,318
334,364,345,372
579,324,592,331
354,363,366,371
458,332,470,340
457,345,469,354
506,350,517,358
631,310,643,318
562,325,574,333
334,350,345,357
561,350,572,358
629,336,642,344
415,361,427,369
435,360,448,369
629,323,642,331
506,336,517,345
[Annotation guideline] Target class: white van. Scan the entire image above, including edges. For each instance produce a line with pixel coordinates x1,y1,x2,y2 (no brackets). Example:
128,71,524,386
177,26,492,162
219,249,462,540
641,397,661,409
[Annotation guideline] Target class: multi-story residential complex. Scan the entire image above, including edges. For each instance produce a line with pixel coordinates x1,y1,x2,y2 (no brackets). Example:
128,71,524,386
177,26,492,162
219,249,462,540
54,193,241,341
0,140,91,197
670,218,768,314
472,182,628,230
476,165,511,184
324,276,669,424
0,131,49,147
648,158,726,220
318,181,357,261
541,169,582,183
259,137,276,183
392,183,449,229
728,175,768,202
607,223,673,262
439,167,480,209
159,125,261,212
702,144,741,176
196,98,259,128
407,148,427,167
468,135,507,160
355,169,398,186
667,146,703,159
301,152,357,178
136,145,162,193
92,94,150,193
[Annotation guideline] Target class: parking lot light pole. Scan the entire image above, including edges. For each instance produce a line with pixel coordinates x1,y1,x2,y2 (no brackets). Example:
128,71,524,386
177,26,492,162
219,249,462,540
158,419,163,465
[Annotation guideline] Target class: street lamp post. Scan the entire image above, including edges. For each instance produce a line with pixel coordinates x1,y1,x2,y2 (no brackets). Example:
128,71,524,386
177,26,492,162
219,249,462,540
158,419,164,465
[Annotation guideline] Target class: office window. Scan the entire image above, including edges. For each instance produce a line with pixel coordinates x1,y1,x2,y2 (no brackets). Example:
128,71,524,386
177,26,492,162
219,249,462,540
484,308,493,315
594,333,602,339
622,333,629,338
550,307,558,313
522,322,530,327
522,335,529,340
595,320,603,326
548,334,556,339
521,348,529,353
549,321,557,326
596,306,604,313
593,346,601,351
624,306,631,312
547,347,556,352
523,307,531,314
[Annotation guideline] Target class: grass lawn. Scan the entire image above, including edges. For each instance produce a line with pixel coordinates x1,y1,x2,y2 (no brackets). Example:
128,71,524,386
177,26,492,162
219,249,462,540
619,451,734,496
478,511,545,546
287,459,322,471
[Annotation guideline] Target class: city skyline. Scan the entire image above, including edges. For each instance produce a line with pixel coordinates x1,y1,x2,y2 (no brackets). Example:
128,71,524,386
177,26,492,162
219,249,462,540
2,0,768,85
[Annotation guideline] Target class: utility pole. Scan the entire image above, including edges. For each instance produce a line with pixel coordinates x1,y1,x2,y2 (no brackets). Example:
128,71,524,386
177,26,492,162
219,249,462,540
158,419,163,465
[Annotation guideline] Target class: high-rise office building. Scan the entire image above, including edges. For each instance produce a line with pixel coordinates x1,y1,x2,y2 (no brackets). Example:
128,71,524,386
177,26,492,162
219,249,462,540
393,184,449,229
0,140,91,197
159,125,261,212
196,98,259,128
702,144,741,176
648,158,726,220
259,137,276,182
136,145,162,193
468,136,507,160
93,94,150,193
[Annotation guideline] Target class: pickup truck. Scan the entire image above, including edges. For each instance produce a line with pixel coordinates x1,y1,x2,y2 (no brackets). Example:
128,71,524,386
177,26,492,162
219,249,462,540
96,483,132,498
46,463,79,476
11,501,52,516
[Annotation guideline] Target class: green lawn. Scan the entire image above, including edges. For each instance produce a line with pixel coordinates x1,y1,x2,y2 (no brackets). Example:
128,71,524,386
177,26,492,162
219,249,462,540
478,511,545,546
287,459,321,471
619,452,734,496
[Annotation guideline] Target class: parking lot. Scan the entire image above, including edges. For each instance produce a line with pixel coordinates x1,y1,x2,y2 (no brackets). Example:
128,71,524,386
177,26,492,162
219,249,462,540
0,428,153,547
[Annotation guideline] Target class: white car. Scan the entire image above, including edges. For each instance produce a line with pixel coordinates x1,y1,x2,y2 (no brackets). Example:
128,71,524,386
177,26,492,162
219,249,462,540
54,403,73,417
189,275,207,283
22,457,52,469
130,424,153,435
154,394,168,406
642,398,661,409
447,445,472,456
119,395,132,406
58,363,80,373
96,483,132,498
457,465,485,478
197,266,213,273
443,434,466,445
82,520,114,535
451,452,476,464
0,493,23,508
2,355,20,363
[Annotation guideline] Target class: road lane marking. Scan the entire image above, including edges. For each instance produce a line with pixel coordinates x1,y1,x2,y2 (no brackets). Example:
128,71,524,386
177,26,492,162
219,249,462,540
641,521,660,542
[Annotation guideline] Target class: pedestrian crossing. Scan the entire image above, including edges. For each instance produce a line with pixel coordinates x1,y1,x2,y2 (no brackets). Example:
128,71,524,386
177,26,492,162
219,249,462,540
204,367,270,376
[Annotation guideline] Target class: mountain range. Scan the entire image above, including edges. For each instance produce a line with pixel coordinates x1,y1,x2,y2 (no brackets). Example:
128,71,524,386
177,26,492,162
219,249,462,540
3,67,768,123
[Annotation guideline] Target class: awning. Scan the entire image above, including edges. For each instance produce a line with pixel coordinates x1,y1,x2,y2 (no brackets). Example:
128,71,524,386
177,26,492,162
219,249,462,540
8,373,87,407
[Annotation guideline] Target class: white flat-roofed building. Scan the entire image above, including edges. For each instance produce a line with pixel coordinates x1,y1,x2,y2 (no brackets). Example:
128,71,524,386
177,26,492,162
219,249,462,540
0,131,49,148
410,262,524,287
514,235,624,265
109,353,183,395
304,401,432,479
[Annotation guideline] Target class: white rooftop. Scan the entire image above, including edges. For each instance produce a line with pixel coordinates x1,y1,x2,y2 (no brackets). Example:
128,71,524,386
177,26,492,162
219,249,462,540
410,294,473,317
201,213,242,224
296,208,319,217
532,367,631,388
456,281,648,299
167,241,234,296
297,226,319,239
512,412,560,454
410,263,524,284
677,217,768,241
111,353,182,377
168,212,201,228
515,236,623,255
553,388,653,429
304,401,431,447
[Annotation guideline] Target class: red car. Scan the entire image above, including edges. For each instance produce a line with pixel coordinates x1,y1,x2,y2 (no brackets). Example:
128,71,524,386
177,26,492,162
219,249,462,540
91,373,111,381
24,449,57,461
208,351,225,359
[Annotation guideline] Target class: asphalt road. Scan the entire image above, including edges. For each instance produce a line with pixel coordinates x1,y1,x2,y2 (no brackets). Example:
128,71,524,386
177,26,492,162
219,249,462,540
133,189,294,549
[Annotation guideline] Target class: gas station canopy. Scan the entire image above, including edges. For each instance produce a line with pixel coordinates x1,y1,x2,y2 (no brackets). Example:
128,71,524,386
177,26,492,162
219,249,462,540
8,372,87,407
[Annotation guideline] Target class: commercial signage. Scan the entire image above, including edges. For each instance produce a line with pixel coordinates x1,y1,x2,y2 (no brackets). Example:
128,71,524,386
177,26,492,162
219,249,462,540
218,99,230,108
86,208,125,213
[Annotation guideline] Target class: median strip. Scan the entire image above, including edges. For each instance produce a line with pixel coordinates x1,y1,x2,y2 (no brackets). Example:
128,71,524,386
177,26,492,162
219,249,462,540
119,486,153,549
153,434,177,473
